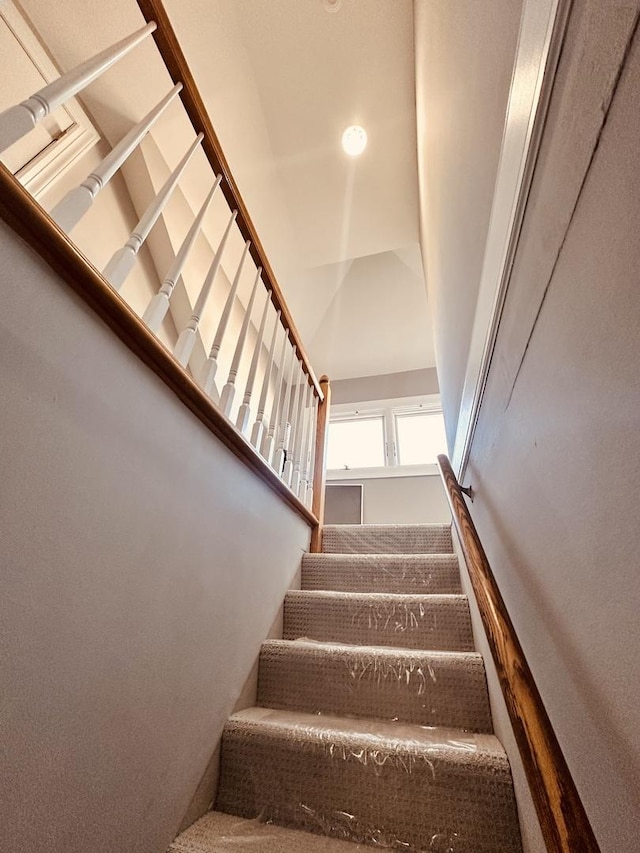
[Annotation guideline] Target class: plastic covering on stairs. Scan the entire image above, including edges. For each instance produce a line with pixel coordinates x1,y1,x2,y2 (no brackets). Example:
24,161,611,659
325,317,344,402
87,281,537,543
168,524,523,853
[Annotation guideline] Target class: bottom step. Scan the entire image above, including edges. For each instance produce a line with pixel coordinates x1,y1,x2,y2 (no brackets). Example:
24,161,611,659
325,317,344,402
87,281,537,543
168,811,369,852
217,708,522,853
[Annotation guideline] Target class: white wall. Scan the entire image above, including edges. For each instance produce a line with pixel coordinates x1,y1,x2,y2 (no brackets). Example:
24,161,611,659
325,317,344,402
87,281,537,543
328,475,450,525
331,367,439,405
0,222,311,853
424,2,640,850
414,0,523,450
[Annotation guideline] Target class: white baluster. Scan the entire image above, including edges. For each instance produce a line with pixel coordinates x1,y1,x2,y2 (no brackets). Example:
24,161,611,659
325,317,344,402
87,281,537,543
261,327,289,462
198,240,250,399
143,176,221,332
299,384,316,500
236,290,274,434
0,23,156,154
273,345,297,476
297,389,311,504
292,381,312,496
50,85,182,233
250,310,281,450
103,133,203,290
282,361,304,486
303,395,319,509
219,269,263,415
173,208,237,370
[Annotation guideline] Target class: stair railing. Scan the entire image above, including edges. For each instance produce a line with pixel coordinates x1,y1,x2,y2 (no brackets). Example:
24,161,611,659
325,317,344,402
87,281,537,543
49,84,183,233
437,454,601,853
0,0,329,532
310,376,331,552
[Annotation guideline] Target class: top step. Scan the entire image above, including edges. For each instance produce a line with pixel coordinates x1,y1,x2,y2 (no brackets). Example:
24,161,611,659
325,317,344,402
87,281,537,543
322,523,453,554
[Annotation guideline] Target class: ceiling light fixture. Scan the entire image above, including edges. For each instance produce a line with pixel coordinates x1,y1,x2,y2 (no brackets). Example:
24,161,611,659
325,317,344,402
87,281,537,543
322,0,342,12
341,125,367,157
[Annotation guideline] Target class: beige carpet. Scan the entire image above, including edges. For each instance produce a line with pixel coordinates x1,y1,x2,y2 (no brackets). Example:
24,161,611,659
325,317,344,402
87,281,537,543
169,523,523,853
283,589,474,651
169,811,370,852
301,552,462,594
258,639,493,731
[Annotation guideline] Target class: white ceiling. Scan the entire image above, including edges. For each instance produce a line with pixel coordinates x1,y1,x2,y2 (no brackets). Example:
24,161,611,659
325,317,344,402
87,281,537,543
310,246,434,379
229,0,420,269
163,0,434,381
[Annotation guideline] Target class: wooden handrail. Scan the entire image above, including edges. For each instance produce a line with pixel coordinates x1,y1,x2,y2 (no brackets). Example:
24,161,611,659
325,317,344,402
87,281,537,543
0,162,318,528
135,0,322,401
437,454,600,853
310,375,331,552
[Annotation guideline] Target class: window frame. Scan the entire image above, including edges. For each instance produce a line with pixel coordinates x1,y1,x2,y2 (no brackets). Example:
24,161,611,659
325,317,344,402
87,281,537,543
325,413,387,471
327,394,446,480
393,408,448,467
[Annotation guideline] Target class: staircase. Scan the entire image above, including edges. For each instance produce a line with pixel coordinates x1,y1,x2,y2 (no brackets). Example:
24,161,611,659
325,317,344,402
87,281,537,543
169,524,523,853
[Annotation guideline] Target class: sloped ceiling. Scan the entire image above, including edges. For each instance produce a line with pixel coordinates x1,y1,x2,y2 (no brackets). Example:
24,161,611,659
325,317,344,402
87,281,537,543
310,247,434,380
163,0,434,381
229,0,421,269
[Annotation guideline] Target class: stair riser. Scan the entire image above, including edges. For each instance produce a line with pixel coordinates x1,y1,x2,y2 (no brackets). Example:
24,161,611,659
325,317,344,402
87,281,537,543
258,645,492,732
302,555,462,595
322,524,453,554
284,594,474,652
217,729,521,853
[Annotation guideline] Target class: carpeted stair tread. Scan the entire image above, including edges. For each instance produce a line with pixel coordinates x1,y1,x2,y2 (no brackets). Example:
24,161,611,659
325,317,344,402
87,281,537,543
284,589,474,651
168,811,369,852
216,708,522,853
302,552,462,594
257,639,492,732
201,522,523,853
322,523,453,554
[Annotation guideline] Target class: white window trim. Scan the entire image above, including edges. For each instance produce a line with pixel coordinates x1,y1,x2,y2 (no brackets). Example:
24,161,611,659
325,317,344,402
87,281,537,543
327,394,445,480
327,464,441,482
1,2,100,199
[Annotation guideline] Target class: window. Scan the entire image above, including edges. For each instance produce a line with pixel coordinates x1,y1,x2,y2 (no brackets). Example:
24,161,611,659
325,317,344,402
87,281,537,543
395,411,447,465
326,396,447,477
327,417,385,470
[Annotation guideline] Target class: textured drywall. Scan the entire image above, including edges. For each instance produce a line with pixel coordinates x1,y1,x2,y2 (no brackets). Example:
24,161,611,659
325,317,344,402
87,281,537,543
0,223,310,853
414,0,523,449
462,3,640,850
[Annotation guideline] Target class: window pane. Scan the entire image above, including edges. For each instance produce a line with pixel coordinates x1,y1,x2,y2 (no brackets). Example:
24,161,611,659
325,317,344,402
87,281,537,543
327,418,385,469
396,412,447,465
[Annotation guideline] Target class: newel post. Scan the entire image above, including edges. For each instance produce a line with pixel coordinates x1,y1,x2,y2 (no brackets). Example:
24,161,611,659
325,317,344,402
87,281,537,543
310,374,331,553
